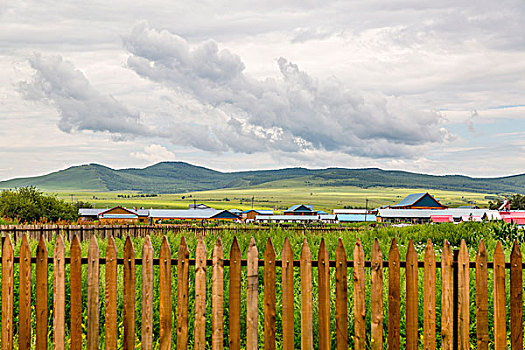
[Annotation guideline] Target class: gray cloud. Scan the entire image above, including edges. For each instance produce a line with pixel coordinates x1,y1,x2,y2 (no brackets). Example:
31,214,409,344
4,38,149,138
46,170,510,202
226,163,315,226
19,53,151,140
125,24,450,158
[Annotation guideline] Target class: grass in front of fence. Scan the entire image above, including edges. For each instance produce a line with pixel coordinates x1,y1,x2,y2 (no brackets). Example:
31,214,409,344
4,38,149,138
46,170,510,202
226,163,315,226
0,222,518,349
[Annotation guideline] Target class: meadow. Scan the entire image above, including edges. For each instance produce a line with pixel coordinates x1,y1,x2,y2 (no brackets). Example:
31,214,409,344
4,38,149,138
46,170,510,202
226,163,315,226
1,222,521,349
53,185,495,212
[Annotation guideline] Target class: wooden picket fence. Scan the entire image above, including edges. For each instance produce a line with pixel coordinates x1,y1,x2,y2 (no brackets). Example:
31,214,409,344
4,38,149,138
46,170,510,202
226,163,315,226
0,234,523,349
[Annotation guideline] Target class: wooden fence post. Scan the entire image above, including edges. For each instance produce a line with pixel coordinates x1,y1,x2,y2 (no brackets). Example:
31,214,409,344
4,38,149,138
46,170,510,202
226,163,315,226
281,238,295,350
212,238,224,350
195,237,207,350
176,237,190,350
142,236,154,349
70,235,82,350
335,239,348,350
424,239,436,350
441,240,453,350
354,238,366,350
318,238,330,350
87,237,100,350
228,238,241,350
406,239,418,350
494,241,506,350
123,237,136,350
388,239,400,350
54,234,66,350
371,238,383,350
246,237,259,350
36,234,48,350
18,234,31,350
476,240,488,350
300,238,313,350
458,240,469,350
510,240,523,350
105,236,118,350
264,238,276,350
1,235,14,350
160,236,172,350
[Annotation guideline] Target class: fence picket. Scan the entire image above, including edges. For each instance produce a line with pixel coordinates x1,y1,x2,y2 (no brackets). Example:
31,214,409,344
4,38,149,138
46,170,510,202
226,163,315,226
335,239,348,350
494,241,506,350
18,234,31,350
36,234,48,350
300,238,313,350
281,238,295,350
247,237,259,350
123,237,136,350
423,239,436,350
441,240,453,350
176,237,190,350
371,238,383,350
87,237,100,350
142,236,154,349
160,236,172,350
354,238,366,350
212,238,224,350
264,238,276,350
406,239,418,350
388,239,400,350
228,238,241,350
54,234,66,350
318,238,330,350
510,240,523,350
1,235,14,350
105,236,118,350
70,235,82,350
458,240,470,350
476,240,489,350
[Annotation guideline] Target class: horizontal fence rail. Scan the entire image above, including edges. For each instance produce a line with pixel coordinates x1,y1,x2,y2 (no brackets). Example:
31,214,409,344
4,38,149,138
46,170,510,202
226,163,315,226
0,234,523,349
0,224,360,243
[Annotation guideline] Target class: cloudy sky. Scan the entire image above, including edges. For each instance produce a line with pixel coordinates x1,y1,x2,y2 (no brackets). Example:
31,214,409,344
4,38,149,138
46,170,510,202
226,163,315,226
1,1,525,180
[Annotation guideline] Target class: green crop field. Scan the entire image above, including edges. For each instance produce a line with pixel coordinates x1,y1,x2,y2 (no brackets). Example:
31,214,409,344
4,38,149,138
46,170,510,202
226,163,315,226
54,185,494,212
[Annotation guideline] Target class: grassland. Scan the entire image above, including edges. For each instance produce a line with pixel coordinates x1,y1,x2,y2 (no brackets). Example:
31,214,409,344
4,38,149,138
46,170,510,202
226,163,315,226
53,184,494,212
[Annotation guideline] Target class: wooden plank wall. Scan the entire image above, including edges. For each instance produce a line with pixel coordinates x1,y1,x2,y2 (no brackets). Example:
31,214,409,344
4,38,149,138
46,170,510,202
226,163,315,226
0,234,524,349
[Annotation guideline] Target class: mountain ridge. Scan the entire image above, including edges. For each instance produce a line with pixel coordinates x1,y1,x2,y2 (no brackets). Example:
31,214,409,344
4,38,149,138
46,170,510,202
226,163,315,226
1,161,524,194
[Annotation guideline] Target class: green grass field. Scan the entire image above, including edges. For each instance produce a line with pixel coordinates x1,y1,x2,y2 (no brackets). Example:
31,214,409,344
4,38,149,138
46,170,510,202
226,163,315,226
53,185,494,212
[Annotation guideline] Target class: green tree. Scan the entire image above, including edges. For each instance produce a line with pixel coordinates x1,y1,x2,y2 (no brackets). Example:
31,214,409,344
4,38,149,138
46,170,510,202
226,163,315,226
0,186,78,223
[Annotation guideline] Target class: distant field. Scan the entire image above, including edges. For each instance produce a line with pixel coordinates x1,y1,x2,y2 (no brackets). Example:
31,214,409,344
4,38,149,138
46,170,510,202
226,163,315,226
53,185,495,212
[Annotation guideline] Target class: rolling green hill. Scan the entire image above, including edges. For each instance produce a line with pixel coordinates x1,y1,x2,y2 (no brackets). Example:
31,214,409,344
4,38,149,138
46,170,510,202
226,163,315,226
1,162,524,195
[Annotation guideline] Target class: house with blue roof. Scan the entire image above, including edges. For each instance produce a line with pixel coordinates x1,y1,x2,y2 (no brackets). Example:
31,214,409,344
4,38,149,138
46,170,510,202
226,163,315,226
284,204,317,216
389,193,447,210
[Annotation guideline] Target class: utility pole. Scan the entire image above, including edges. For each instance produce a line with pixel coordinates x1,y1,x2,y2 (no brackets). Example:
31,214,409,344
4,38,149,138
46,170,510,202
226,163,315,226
365,198,368,222
252,196,254,209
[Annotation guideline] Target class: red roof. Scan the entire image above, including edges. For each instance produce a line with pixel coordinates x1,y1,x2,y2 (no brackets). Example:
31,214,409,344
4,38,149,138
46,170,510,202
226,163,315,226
431,215,453,223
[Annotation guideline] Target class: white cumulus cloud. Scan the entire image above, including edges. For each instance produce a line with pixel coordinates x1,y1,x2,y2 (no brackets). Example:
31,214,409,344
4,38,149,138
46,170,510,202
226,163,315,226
131,144,176,163
124,24,450,158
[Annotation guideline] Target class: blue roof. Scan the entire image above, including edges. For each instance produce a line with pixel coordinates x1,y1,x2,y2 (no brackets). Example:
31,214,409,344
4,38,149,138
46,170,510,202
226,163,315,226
391,193,444,208
338,214,377,222
287,204,314,212
392,193,426,207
